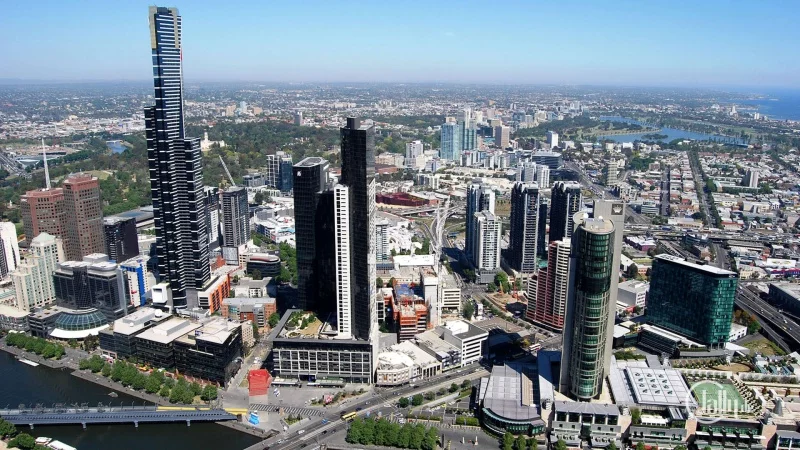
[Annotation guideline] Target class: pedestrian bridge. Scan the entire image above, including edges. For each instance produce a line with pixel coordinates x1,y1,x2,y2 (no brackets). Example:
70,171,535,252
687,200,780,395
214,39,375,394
0,405,237,428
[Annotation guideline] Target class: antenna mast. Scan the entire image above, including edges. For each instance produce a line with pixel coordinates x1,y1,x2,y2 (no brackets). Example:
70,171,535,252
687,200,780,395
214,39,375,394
218,155,236,187
42,138,51,190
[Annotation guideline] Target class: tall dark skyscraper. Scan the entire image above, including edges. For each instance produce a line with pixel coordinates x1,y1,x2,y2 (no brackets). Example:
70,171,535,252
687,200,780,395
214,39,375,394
221,187,249,247
508,182,541,274
104,217,139,263
145,6,209,308
293,157,332,312
339,118,377,341
465,180,495,260
549,181,583,243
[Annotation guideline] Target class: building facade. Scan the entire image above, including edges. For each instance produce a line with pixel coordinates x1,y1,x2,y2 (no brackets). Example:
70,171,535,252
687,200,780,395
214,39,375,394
472,211,501,273
62,174,105,261
526,239,571,330
12,233,63,311
549,181,583,243
221,186,249,247
508,182,541,274
647,254,738,346
465,180,496,260
145,6,210,308
20,188,65,247
104,217,139,263
440,122,461,161
0,222,20,278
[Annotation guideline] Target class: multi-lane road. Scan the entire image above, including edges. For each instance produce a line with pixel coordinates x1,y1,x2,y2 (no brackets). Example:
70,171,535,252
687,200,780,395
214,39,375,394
735,285,798,352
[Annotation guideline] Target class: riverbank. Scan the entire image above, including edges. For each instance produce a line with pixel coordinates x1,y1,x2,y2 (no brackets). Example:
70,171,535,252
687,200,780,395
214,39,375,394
0,344,267,439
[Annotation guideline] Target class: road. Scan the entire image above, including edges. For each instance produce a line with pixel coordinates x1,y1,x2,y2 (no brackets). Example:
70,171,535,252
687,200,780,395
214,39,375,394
735,285,797,351
257,364,489,450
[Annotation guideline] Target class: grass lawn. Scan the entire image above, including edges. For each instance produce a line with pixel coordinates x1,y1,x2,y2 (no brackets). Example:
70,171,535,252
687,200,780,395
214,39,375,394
743,337,786,356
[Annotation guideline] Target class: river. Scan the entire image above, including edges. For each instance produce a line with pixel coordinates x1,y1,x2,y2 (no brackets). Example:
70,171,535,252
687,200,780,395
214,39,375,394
0,352,261,450
597,116,745,145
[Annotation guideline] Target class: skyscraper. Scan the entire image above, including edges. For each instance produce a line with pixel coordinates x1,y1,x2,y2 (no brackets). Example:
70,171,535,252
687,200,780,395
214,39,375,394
494,125,510,149
0,222,20,278
647,254,737,347
546,131,559,149
204,187,220,249
103,217,139,263
339,118,377,341
405,140,424,167
278,152,294,193
549,181,583,243
12,233,63,311
20,188,64,247
461,121,477,151
62,174,105,261
375,219,390,263
592,199,626,321
465,180,495,260
537,200,548,259
145,6,209,308
471,211,501,273
221,187,249,248
293,157,332,312
526,239,571,330
508,182,541,274
333,184,353,339
440,122,461,161
535,165,550,190
559,216,616,400
516,161,536,183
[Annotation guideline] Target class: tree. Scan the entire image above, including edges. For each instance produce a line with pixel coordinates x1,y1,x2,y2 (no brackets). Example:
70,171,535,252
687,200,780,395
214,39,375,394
388,277,396,288
462,301,475,320
132,372,148,391
159,385,171,398
201,384,218,401
145,374,162,394
636,442,646,450
7,433,36,450
411,394,423,406
252,269,263,280
190,381,203,397
673,446,686,450
376,277,384,288
461,379,472,389
268,312,281,328
254,191,264,205
607,442,618,450
626,264,639,279
449,383,459,393
503,432,514,450
515,435,527,450
487,282,497,293
0,418,16,438
398,397,410,408
554,439,568,450
422,427,438,450
631,407,642,425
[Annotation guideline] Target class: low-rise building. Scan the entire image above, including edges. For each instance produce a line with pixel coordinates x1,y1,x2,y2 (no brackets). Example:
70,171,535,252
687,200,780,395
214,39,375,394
617,280,649,309
376,340,441,386
415,320,488,369
221,297,276,327
173,317,243,385
0,304,29,332
478,364,545,436
197,274,231,313
98,307,170,359
551,402,622,449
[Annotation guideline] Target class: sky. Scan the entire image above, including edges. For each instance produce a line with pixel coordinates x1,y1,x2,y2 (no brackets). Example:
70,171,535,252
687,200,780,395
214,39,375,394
2,0,799,88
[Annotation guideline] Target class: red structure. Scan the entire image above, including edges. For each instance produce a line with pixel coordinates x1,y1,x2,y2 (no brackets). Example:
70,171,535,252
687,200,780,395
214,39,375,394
376,192,427,207
20,188,65,246
248,369,272,396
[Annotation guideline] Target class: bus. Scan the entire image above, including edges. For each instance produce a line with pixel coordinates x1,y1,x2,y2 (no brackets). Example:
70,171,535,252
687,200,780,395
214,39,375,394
341,411,358,422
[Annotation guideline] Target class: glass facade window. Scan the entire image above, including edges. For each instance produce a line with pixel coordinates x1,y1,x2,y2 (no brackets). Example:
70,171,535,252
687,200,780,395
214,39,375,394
54,309,107,331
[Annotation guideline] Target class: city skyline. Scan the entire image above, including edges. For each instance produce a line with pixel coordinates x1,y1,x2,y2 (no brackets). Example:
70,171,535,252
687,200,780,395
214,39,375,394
1,1,799,88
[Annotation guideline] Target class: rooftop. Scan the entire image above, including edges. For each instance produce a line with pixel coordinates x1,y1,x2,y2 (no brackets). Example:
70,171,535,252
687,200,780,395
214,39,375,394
480,364,542,422
554,401,620,416
295,157,326,167
136,317,201,345
175,317,238,345
655,254,737,276
0,304,29,319
111,307,170,336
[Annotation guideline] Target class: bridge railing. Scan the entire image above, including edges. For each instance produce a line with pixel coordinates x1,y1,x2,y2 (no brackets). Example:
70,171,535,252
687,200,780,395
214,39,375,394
0,404,159,415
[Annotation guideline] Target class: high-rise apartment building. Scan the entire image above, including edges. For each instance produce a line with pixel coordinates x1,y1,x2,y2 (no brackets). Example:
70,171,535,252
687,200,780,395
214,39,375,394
549,181,583,243
461,122,477,151
20,188,65,247
440,122,461,161
537,200,548,259
526,239,571,330
516,161,536,183
604,160,618,187
494,125,510,149
508,182,541,274
647,254,738,346
103,217,139,263
465,180,495,260
204,187,220,249
12,233,63,311
375,219,390,263
593,199,626,319
145,7,210,308
0,222,20,279
265,151,292,190
744,169,759,188
333,184,353,339
546,131,559,148
221,187,249,247
536,165,550,190
293,157,332,312
62,174,105,261
405,140,424,168
559,216,616,401
339,118,378,341
279,153,294,193
472,211,501,273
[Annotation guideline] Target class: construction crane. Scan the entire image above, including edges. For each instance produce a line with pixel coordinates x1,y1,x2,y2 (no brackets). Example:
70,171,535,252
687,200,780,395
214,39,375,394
218,155,236,187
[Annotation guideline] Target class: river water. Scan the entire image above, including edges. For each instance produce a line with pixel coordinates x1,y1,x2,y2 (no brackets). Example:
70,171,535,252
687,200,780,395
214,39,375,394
0,352,260,450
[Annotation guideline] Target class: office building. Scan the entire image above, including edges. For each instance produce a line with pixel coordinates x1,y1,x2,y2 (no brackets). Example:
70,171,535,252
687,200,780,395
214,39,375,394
592,199,626,323
461,121,477,151
535,165,550,189
537,200,548,259
339,117,378,341
221,187,249,247
547,131,559,148
12,233,63,311
465,180,496,259
494,125,510,149
204,187,220,249
293,157,333,312
242,173,265,188
62,174,105,261
415,320,488,367
744,169,759,189
531,151,562,169
52,253,128,322
405,140,424,167
478,364,546,436
145,7,210,308
617,280,649,309
526,239,571,330
604,161,618,187
516,161,536,183
20,188,64,247
375,219,390,263
173,317,243,386
508,182,541,274
0,222,20,278
221,297,276,327
333,184,354,339
440,122,461,161
135,317,201,371
376,340,442,386
278,152,294,192
560,216,616,400
294,111,303,126
98,307,171,359
264,151,287,189
472,211,501,273
647,254,737,346
104,217,139,263
197,274,231,313
549,181,583,243
119,256,150,307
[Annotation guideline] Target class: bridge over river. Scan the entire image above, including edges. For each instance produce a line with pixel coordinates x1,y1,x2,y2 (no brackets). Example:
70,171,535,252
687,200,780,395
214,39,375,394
0,405,237,428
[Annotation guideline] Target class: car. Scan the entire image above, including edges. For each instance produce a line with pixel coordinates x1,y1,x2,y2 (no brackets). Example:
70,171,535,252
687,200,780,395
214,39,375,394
356,407,363,411
298,429,306,435
322,418,329,424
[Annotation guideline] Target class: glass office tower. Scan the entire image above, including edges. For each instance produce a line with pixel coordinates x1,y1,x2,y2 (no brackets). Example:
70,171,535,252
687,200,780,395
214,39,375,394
145,6,209,308
647,254,738,346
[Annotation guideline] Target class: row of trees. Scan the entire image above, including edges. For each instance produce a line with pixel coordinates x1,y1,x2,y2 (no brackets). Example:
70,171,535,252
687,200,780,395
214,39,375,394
5,333,65,359
78,356,217,403
274,242,298,285
346,417,438,450
397,380,472,408
0,418,49,450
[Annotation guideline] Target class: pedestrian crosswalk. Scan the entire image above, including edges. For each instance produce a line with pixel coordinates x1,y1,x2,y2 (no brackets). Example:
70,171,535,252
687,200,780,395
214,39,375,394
249,404,324,417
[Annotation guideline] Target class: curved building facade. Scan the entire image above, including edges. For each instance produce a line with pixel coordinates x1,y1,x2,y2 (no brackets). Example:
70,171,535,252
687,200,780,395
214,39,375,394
560,217,615,401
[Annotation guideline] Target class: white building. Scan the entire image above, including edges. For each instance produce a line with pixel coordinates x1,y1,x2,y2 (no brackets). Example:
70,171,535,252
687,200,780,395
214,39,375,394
333,185,353,339
547,131,559,149
494,125,510,149
415,319,489,368
0,222,20,278
12,233,63,311
536,165,551,190
472,211,501,272
729,322,747,342
617,280,649,309
405,140,424,168
376,340,441,386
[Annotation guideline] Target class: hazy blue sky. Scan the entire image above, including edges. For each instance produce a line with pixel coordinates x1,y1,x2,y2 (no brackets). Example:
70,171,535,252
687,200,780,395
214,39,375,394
2,0,799,87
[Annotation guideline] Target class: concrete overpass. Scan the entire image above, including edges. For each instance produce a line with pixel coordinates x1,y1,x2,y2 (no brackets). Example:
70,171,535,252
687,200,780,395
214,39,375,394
735,285,799,352
0,405,237,428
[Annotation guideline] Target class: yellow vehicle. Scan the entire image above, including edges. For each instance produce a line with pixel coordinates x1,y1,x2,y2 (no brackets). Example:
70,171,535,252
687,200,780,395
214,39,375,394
341,411,357,422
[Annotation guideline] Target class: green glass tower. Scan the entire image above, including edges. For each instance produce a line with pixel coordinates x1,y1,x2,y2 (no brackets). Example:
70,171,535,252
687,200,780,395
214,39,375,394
560,216,616,401
647,254,738,346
